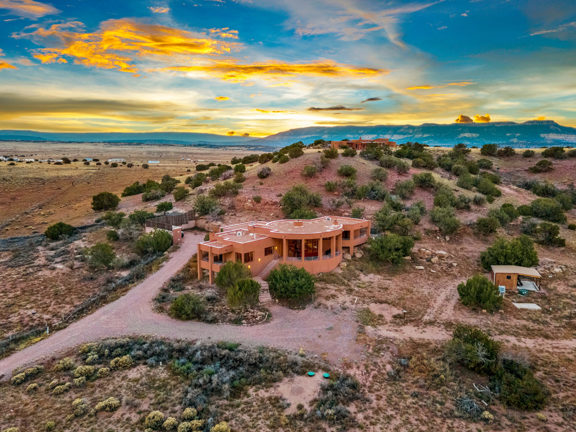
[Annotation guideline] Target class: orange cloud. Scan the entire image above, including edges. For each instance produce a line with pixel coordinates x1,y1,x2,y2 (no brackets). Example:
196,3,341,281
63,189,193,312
255,108,288,113
407,81,473,90
215,96,229,101
149,6,169,14
168,61,385,82
0,0,58,18
210,27,239,39
21,19,240,73
535,116,546,120
474,114,491,123
0,61,17,70
455,114,473,123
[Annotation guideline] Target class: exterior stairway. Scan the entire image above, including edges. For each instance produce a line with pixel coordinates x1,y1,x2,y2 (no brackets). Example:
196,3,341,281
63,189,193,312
254,276,272,304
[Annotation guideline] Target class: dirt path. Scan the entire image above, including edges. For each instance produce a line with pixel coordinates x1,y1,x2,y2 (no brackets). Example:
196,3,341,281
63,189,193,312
0,233,362,380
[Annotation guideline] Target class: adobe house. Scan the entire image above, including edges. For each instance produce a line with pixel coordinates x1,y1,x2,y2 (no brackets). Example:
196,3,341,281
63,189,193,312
330,138,397,151
490,265,542,292
197,216,371,283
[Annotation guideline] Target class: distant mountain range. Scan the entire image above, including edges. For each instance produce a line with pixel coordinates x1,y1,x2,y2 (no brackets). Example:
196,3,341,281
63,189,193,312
1,120,575,149
253,121,576,148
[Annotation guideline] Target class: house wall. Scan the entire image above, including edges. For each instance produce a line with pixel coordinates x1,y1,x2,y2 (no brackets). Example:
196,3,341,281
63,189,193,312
493,272,518,291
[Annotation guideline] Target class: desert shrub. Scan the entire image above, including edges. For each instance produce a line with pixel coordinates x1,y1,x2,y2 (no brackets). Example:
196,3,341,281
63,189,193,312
173,186,189,201
210,181,241,197
480,144,498,156
476,177,501,197
210,423,231,432
53,357,75,371
370,167,388,181
395,159,410,174
357,181,388,201
182,407,198,420
187,173,207,189
406,201,426,224
215,261,251,291
324,181,338,192
73,376,86,387
372,204,413,235
457,173,475,190
45,222,76,240
351,207,365,218
1,428,19,432
92,192,120,211
258,153,273,164
529,159,554,173
163,417,179,431
430,207,461,235
208,165,232,180
45,421,55,431
145,411,165,429
178,422,204,432
97,367,110,378
135,230,173,255
412,172,436,189
233,163,246,174
257,166,272,178
84,243,116,269
122,181,145,196
477,158,493,169
280,185,321,218
129,210,155,225
278,154,290,164
337,164,356,178
102,211,125,228
52,382,71,395
156,201,173,213
500,203,519,220
496,146,515,157
457,275,502,312
74,365,95,378
379,155,398,168
475,217,500,235
533,222,566,246
568,223,576,230
367,234,414,265
72,398,88,416
302,165,317,178
451,163,468,176
227,278,260,308
473,194,486,206
542,146,566,159
288,146,304,159
193,195,220,216
494,359,549,410
323,147,339,159
110,354,133,370
523,150,535,158
241,154,259,164
170,294,205,320
26,383,38,392
433,187,456,208
252,195,262,203
446,325,500,374
394,179,415,199
142,188,166,202
480,235,538,270
454,194,471,210
95,397,121,412
554,192,574,211
341,147,356,157
530,198,566,223
268,264,315,305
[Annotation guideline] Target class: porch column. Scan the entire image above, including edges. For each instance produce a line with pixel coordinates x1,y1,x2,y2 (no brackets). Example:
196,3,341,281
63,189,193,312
208,249,213,284
337,234,342,254
318,237,322,260
331,235,336,258
283,238,287,262
301,239,305,261
197,246,201,280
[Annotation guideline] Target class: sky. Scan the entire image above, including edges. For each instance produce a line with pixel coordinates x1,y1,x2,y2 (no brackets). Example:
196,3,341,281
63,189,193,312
0,0,575,136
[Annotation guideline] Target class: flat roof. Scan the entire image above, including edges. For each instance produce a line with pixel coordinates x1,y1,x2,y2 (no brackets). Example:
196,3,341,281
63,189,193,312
491,265,541,278
263,217,350,235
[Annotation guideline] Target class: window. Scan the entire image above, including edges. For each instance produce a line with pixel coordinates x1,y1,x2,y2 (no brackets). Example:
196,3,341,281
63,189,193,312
264,247,273,256
506,275,511,280
244,252,254,263
236,253,242,262
343,230,350,240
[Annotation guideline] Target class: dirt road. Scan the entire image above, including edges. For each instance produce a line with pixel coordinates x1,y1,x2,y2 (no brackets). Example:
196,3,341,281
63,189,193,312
0,233,362,380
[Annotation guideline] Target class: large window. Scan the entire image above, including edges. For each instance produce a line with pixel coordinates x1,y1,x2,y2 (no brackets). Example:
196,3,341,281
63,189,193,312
343,230,350,240
264,246,273,256
235,253,242,262
244,252,254,263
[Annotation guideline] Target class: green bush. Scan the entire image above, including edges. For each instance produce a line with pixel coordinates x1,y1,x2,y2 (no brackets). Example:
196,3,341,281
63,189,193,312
102,211,125,228
135,230,173,255
258,153,273,164
534,222,565,246
301,165,317,178
53,357,75,371
542,146,566,159
215,261,251,291
367,234,414,265
457,173,475,190
476,178,501,197
446,325,500,374
371,167,388,181
475,217,500,235
412,172,436,189
268,264,315,304
156,201,173,213
477,158,493,169
480,235,538,270
495,359,549,410
110,355,133,370
568,223,576,230
257,166,272,178
227,278,260,308
52,382,71,395
182,407,198,420
394,179,415,199
129,210,155,225
522,150,535,158
457,275,502,312
193,195,220,216
74,365,95,378
163,417,179,431
173,186,189,201
234,163,246,173
280,185,321,218
94,397,121,412
323,147,339,159
480,144,498,156
351,207,365,218
473,194,486,206
337,164,357,178
45,222,76,240
529,159,553,173
324,181,338,192
142,188,166,202
92,192,120,211
252,195,262,203
170,294,205,320
84,243,116,269
210,181,242,197
145,411,165,429
433,187,456,208
122,181,145,196
430,207,461,235
497,146,515,157
530,198,566,223
10,365,43,385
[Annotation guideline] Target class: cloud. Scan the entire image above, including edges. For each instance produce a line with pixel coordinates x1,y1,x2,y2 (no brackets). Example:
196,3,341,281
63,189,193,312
18,18,240,73
455,114,473,123
255,109,288,113
0,61,17,70
474,114,491,123
210,27,239,39
407,81,473,90
227,131,235,135
149,6,170,14
530,20,576,39
361,96,382,103
214,96,229,101
168,61,385,82
0,0,58,18
308,105,362,111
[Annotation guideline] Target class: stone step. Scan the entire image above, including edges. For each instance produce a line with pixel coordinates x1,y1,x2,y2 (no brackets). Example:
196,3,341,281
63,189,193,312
254,277,273,304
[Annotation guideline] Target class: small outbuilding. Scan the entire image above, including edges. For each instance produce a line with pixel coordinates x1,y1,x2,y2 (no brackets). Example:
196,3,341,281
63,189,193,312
490,265,541,292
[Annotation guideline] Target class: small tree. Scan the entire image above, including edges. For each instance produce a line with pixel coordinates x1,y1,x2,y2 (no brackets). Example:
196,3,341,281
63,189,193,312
194,195,220,216
91,192,120,211
534,222,565,246
496,359,549,410
480,235,538,270
268,264,315,305
84,243,116,269
135,230,173,255
337,165,357,178
227,278,260,308
367,234,414,265
412,172,436,189
215,261,251,291
430,207,461,235
446,325,500,374
301,165,317,178
129,210,155,225
457,275,502,312
530,198,566,223
257,167,272,178
475,217,500,235
173,186,189,201
280,185,322,218
170,294,205,320
394,179,415,199
234,163,246,173
323,147,339,159
102,211,125,228
156,202,173,213
480,144,498,156
45,222,76,240
529,159,554,173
